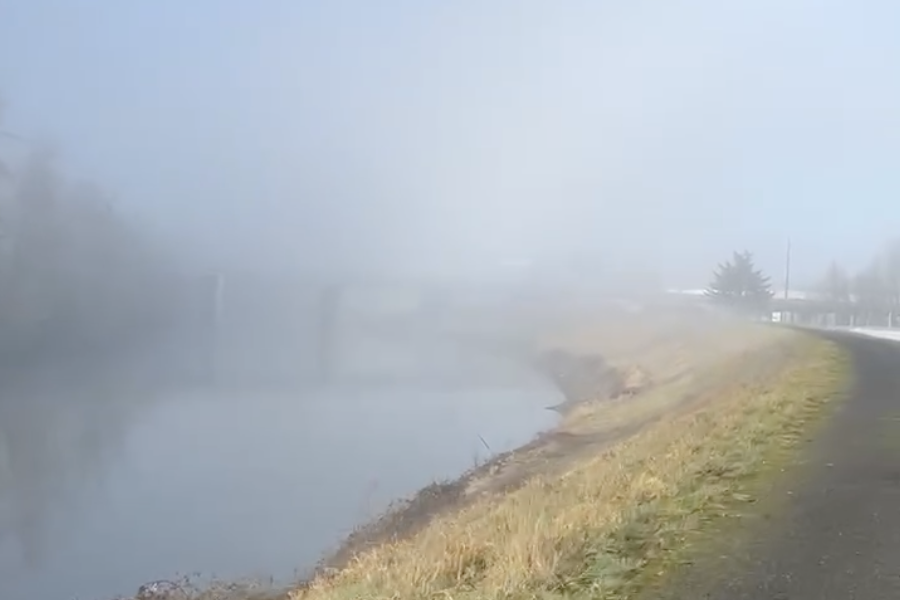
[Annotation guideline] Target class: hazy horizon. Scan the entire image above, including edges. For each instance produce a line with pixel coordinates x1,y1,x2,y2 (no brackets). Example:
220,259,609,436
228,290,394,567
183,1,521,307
3,1,900,288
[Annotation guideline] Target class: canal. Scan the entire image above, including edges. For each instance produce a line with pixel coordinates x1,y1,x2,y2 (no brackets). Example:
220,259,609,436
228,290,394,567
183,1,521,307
0,326,560,599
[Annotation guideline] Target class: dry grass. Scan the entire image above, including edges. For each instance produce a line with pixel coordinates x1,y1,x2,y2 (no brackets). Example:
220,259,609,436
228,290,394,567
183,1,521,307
539,311,783,386
293,333,848,600
464,324,799,502
304,314,789,580
559,326,796,436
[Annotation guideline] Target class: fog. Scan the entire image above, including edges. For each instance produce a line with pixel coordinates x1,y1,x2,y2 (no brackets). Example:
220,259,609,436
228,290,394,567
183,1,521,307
2,0,900,598
2,1,899,285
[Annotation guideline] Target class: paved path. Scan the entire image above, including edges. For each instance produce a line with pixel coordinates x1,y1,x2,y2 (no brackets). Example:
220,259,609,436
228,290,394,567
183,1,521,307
675,331,900,599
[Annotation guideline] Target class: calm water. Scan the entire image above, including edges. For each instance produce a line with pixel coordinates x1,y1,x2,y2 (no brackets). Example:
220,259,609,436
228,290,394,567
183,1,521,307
0,337,559,600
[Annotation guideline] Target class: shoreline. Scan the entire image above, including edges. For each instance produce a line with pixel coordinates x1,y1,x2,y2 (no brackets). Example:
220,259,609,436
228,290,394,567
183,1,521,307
293,329,845,600
119,312,786,599
126,345,615,600
302,345,643,586
294,320,800,596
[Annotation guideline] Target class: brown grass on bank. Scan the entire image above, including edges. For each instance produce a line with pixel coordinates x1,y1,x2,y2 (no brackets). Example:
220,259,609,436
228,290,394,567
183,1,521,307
293,334,848,600
319,322,795,577
539,312,784,388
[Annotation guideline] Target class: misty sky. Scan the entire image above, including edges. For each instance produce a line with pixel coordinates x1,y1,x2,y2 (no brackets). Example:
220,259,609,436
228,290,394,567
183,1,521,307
2,0,900,287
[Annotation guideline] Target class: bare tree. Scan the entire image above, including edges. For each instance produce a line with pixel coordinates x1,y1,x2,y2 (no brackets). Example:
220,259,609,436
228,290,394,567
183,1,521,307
852,257,893,327
879,239,900,326
0,100,174,360
818,260,852,325
820,260,850,302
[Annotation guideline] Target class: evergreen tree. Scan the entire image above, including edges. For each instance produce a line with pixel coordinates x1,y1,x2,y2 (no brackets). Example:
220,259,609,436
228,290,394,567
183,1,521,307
705,250,773,314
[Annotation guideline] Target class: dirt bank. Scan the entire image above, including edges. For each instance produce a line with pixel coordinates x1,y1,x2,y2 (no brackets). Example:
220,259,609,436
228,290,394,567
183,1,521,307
306,346,632,582
299,316,796,587
293,324,840,600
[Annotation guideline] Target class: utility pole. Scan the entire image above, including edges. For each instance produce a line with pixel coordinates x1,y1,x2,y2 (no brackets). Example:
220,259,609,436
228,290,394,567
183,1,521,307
784,238,792,300
783,238,792,323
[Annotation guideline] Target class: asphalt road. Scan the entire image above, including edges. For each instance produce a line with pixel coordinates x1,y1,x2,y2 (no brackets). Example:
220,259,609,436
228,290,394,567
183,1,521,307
667,331,900,599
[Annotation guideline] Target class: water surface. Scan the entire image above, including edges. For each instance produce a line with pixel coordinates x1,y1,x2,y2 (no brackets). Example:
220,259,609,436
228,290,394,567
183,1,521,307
0,337,559,600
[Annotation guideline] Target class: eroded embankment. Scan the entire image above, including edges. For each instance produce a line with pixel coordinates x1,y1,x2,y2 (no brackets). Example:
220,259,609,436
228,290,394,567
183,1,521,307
302,315,773,580
287,320,837,600
309,345,636,578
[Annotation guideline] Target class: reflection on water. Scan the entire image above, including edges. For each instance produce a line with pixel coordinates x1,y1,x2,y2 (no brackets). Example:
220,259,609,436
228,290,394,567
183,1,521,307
0,334,559,600
0,379,136,576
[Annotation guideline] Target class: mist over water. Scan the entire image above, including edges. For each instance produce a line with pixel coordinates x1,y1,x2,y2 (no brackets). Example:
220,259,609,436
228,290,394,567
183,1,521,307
3,1,900,598
0,294,561,600
7,1,900,286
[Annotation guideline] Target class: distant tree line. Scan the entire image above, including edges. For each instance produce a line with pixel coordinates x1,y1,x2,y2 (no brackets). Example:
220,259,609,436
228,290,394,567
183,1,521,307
815,240,900,327
0,101,175,364
704,242,900,327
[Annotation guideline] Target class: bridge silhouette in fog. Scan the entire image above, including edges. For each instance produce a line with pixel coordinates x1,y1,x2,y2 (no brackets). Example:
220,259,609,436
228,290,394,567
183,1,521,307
180,271,525,389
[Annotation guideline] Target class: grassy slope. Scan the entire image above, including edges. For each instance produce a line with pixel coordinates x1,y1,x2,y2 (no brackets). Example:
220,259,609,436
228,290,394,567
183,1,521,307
293,333,848,600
